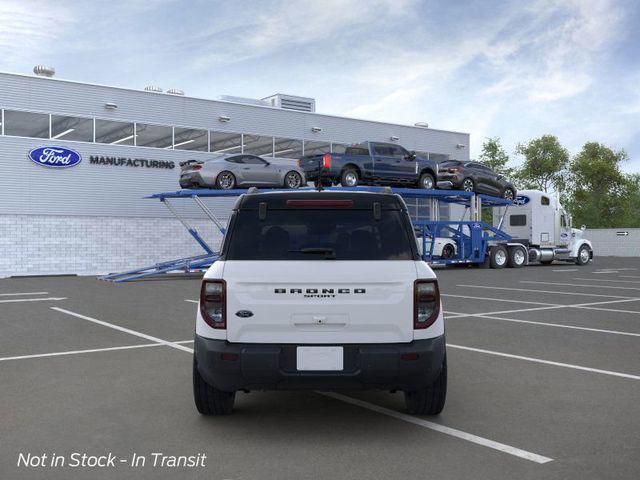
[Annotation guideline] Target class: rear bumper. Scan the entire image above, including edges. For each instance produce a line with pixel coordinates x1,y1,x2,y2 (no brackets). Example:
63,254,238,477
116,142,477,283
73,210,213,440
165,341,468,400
194,334,446,392
179,172,206,188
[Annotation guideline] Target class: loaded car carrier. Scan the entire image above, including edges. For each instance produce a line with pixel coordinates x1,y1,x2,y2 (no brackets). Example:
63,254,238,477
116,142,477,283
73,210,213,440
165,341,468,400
101,185,593,283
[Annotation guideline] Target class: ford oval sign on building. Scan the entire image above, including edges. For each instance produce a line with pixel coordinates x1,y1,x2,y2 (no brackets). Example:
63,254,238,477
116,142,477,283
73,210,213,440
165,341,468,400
28,146,82,168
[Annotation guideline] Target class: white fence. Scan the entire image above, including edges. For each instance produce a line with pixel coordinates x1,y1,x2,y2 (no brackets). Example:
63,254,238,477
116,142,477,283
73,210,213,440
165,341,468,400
584,228,640,257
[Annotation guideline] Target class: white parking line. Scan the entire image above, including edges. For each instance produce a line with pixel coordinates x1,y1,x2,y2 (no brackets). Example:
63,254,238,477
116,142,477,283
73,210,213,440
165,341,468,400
441,294,560,307
573,278,640,284
448,344,640,380
552,269,578,272
0,292,49,296
0,340,195,362
185,299,198,304
445,311,640,337
456,284,636,299
51,307,194,353
320,392,553,464
0,297,67,304
521,281,640,292
621,275,640,279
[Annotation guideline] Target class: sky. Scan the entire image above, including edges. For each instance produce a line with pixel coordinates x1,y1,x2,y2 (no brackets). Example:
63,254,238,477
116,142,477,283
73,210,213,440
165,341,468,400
1,0,639,172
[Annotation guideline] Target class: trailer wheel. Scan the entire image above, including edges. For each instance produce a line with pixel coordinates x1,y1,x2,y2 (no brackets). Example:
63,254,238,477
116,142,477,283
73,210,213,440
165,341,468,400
507,246,526,268
490,245,508,269
575,245,591,265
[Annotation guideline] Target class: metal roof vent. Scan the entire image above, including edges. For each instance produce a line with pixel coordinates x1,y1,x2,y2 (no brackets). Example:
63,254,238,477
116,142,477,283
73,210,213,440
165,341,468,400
167,88,185,96
144,85,163,93
262,94,316,112
33,65,55,77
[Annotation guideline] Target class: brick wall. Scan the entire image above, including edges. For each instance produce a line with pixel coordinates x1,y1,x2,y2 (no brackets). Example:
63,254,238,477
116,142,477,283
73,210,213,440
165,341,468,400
0,215,225,278
583,228,640,257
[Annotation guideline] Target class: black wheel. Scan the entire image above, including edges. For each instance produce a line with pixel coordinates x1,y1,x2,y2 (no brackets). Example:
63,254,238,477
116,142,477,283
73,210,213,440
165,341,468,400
419,172,435,189
507,246,526,268
405,355,447,415
490,245,508,269
502,188,515,201
576,245,591,265
540,260,554,265
216,171,236,190
461,178,475,192
284,171,303,189
340,168,359,187
441,243,455,259
193,359,236,415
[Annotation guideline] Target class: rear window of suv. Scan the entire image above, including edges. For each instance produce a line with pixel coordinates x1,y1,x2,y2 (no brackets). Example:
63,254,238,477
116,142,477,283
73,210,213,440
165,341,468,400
224,208,417,261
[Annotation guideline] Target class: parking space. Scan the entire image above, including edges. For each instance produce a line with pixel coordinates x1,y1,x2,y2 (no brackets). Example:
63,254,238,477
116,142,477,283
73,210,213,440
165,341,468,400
1,258,639,479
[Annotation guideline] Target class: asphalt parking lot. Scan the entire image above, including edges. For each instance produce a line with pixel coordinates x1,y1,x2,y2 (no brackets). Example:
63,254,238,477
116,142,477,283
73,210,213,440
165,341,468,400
1,258,639,479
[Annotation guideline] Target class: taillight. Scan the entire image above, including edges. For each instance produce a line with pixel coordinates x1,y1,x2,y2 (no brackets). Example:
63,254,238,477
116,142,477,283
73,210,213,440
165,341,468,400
192,165,202,170
200,280,226,329
322,153,331,169
414,279,440,329
297,159,301,167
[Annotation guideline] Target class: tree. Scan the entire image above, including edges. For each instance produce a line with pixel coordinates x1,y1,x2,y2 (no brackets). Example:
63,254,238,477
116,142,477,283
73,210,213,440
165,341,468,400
515,135,569,192
566,142,633,228
478,137,514,177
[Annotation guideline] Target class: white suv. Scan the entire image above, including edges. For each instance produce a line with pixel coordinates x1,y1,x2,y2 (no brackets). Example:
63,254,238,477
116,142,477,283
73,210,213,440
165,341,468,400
193,190,446,415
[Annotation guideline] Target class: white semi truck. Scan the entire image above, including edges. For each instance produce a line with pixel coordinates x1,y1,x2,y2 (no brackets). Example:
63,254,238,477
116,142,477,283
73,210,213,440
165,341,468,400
491,189,593,267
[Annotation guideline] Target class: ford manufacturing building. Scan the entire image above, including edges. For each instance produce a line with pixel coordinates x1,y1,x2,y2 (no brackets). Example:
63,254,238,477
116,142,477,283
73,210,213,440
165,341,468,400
0,69,470,278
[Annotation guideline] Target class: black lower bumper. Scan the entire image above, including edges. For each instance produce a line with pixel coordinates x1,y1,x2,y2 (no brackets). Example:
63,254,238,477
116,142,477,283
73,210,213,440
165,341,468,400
194,335,446,392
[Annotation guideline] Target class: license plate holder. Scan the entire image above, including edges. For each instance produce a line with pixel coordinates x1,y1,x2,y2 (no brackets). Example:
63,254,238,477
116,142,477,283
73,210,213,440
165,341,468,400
296,346,344,371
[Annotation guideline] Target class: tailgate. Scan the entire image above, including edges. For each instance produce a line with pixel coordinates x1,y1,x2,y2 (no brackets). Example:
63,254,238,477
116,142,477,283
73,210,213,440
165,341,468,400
223,261,417,344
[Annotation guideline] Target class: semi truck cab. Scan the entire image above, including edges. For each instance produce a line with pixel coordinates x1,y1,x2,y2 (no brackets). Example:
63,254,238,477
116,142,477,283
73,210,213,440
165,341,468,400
496,189,593,265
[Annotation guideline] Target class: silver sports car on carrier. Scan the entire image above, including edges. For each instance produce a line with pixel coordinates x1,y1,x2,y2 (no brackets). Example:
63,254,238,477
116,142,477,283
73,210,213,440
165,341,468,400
179,154,307,190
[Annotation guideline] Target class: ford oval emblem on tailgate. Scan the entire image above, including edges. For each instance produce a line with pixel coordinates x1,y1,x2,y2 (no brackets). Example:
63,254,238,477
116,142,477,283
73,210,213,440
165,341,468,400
235,310,253,318
28,146,82,168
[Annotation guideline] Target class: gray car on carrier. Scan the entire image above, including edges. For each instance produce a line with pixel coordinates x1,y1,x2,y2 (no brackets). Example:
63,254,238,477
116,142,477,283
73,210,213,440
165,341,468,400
180,154,307,190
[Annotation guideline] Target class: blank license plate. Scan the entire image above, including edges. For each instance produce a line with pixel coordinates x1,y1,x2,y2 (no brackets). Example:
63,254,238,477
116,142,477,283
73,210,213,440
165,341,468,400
296,347,344,371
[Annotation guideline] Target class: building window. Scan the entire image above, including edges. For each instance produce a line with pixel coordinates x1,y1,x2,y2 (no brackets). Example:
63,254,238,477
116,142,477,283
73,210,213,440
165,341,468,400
303,140,331,156
3,110,49,138
135,123,172,149
51,115,93,142
541,196,550,206
243,135,274,156
331,143,348,154
274,137,303,158
210,131,242,154
95,119,135,145
173,127,208,151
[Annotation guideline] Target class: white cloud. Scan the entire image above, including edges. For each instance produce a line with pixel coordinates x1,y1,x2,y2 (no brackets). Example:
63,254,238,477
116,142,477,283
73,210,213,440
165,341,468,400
0,0,74,68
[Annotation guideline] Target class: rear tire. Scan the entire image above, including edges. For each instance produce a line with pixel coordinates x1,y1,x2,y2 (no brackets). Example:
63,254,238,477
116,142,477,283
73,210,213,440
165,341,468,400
490,245,508,269
193,359,235,415
284,171,303,189
216,171,236,190
405,355,447,415
502,187,515,201
441,243,455,259
419,172,435,190
340,168,359,187
507,246,526,268
462,178,475,192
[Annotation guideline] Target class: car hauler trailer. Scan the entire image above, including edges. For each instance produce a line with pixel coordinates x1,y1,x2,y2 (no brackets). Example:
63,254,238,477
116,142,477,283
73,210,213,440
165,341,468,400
100,186,593,282
492,189,593,267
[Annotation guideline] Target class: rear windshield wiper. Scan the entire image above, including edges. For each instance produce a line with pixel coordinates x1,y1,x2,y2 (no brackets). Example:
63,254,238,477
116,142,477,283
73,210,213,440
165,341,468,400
288,247,336,259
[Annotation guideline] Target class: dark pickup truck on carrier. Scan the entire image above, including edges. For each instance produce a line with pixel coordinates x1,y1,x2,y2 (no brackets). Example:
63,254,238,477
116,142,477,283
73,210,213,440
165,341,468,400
298,141,439,189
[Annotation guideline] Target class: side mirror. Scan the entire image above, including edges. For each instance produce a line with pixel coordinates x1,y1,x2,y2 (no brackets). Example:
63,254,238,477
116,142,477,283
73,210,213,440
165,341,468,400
581,225,586,231
405,151,416,161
